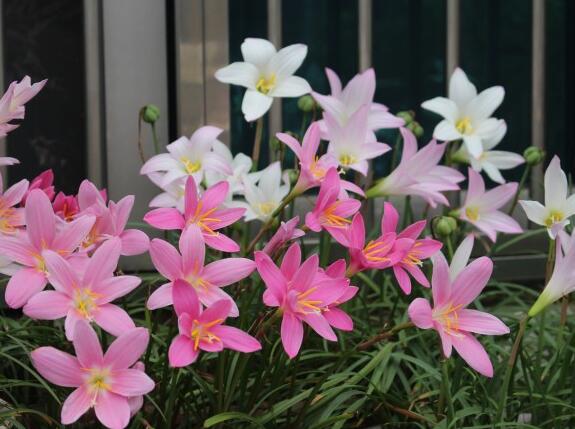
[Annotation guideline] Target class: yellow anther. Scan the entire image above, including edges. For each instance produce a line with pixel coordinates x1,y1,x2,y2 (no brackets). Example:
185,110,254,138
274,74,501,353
339,154,357,167
455,116,473,135
256,74,276,94
180,157,202,174
465,206,480,221
544,210,564,227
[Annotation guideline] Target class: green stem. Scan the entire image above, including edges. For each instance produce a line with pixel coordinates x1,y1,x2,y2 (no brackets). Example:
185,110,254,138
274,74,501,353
151,122,161,155
508,164,531,215
252,117,264,171
164,369,181,428
356,321,414,350
319,230,331,266
438,359,454,423
390,130,403,170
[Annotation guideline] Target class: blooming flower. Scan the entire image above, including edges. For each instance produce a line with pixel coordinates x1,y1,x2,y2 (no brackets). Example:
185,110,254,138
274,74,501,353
31,320,154,428
168,280,261,367
458,168,522,241
452,121,524,184
23,238,141,340
22,169,55,203
324,105,391,175
276,122,363,195
140,126,232,187
381,202,442,294
255,243,351,358
421,67,505,158
366,128,464,207
52,191,80,221
262,216,305,257
147,225,255,316
147,173,186,212
317,259,358,331
0,175,28,234
519,156,575,238
0,190,95,308
205,141,261,194
215,38,311,122
408,252,509,377
144,176,244,252
305,168,361,245
0,76,46,137
312,68,404,138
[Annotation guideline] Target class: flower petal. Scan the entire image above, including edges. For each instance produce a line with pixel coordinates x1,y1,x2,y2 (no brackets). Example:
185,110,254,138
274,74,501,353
451,332,494,377
104,327,149,370
94,391,130,429
456,309,510,335
149,238,182,280
111,368,155,396
169,335,198,367
214,62,259,89
281,313,304,358
408,298,433,329
73,320,104,368
242,89,273,122
93,304,136,337
30,347,83,387
5,267,47,309
450,256,493,307
61,386,91,425
212,325,262,352
203,258,255,287
144,208,185,230
23,291,70,320
421,97,458,122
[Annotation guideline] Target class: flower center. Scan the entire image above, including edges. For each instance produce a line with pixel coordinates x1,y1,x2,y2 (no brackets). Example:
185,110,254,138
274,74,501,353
0,205,17,233
180,157,202,175
339,153,357,167
256,74,276,94
465,206,480,221
321,202,351,228
363,239,392,263
83,225,100,248
188,201,221,236
456,117,473,135
295,287,322,314
73,288,101,320
433,302,464,336
190,319,223,350
85,367,111,404
402,248,423,267
310,156,326,180
258,201,276,216
544,210,564,227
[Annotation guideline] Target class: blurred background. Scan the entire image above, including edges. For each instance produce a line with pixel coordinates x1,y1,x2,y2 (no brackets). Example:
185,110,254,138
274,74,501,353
0,0,573,214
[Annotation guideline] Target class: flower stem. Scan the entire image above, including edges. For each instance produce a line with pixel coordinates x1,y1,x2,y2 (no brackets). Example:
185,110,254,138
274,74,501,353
437,359,454,423
151,122,161,155
252,117,264,171
356,321,414,350
508,165,531,215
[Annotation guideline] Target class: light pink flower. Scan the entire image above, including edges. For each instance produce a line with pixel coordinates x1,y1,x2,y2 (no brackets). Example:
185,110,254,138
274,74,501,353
408,252,509,377
255,243,351,358
458,168,522,242
144,176,245,252
312,68,404,138
276,122,364,196
127,362,146,417
344,213,412,276
0,156,19,167
366,128,464,207
147,225,255,316
316,259,358,331
23,169,55,203
381,202,442,294
305,168,361,245
168,280,261,367
0,76,46,136
0,175,28,234
0,190,95,308
23,238,140,339
262,216,305,256
31,321,154,428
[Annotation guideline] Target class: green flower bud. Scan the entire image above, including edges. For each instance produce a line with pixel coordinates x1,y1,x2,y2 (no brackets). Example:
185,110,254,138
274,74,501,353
142,104,160,124
297,95,316,113
432,216,458,237
270,136,282,152
406,121,424,138
397,110,415,125
523,146,545,166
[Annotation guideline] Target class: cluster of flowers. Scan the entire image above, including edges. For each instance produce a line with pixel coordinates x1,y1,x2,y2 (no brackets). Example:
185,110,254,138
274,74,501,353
2,37,574,428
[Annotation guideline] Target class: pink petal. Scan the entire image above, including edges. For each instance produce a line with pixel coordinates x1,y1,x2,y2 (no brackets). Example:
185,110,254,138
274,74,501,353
52,214,96,252
450,256,493,308
172,279,201,318
291,254,319,292
200,299,232,324
94,390,130,429
23,291,70,320
119,229,149,256
93,304,136,337
147,282,173,310
61,386,91,425
144,208,185,230
179,226,205,276
104,327,149,370
30,347,82,387
25,190,55,249
280,242,301,278
203,258,256,287
451,332,494,377
200,181,229,213
64,310,82,341
149,238,182,280
255,251,287,304
73,320,104,368
303,313,337,341
276,132,303,159
183,176,199,219
207,207,245,230
281,313,304,358
398,220,426,240
84,237,122,286
381,202,399,234
393,266,412,294
436,325,453,358
196,285,239,317
212,325,262,352
42,250,78,294
457,309,510,335
3,179,29,207
204,232,240,252
93,276,141,304
481,183,517,211
348,213,366,249
169,335,198,367
0,235,35,266
465,168,485,203
199,338,224,353
408,298,433,329
431,253,451,308
323,307,353,331
110,368,155,396
5,267,47,309
403,264,430,288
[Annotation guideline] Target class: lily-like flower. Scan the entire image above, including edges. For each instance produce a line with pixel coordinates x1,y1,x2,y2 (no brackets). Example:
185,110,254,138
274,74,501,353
458,168,522,241
324,105,391,175
228,161,290,222
53,192,80,221
519,156,575,238
168,280,261,367
23,238,141,339
147,173,186,212
422,67,505,158
305,168,361,245
453,121,524,184
140,126,232,187
366,128,464,207
381,202,442,294
0,175,28,234
262,216,305,257
0,76,46,137
31,321,154,428
255,243,351,358
147,226,255,316
312,68,404,137
23,169,55,202
205,141,261,195
144,176,245,252
317,259,358,331
408,252,509,377
276,122,363,195
215,38,311,122
0,190,95,308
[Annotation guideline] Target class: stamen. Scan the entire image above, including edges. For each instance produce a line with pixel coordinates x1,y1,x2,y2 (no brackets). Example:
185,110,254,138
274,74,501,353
256,74,276,94
455,117,473,135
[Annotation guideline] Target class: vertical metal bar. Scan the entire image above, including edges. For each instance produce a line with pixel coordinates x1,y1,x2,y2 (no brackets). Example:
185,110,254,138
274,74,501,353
84,0,106,186
0,0,6,160
358,0,372,70
446,0,460,78
267,0,282,141
531,0,545,200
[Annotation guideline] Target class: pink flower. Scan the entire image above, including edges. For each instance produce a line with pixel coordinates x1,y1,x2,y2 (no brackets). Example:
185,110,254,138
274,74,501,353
22,169,55,203
305,168,361,245
458,168,522,242
255,243,351,358
0,190,95,308
23,238,140,339
0,175,28,234
312,68,404,137
168,280,261,367
0,76,46,137
317,259,358,331
147,225,255,316
31,320,154,428
276,122,364,196
344,213,412,276
53,192,80,221
0,156,19,167
408,252,509,377
127,362,146,417
262,216,305,256
381,202,442,294
366,128,464,207
144,176,245,252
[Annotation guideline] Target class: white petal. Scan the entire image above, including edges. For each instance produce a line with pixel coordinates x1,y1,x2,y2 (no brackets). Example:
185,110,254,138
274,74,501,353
481,162,505,184
474,118,503,139
482,120,507,150
215,62,259,89
271,76,311,97
463,135,483,158
241,38,276,68
433,120,461,141
544,156,568,209
519,200,547,225
241,90,273,122
449,234,474,281
466,86,505,122
268,44,307,80
483,151,524,170
421,97,459,122
448,68,477,107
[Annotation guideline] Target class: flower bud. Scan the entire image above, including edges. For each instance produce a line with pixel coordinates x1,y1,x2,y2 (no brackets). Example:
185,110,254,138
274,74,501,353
407,121,424,138
523,146,545,166
432,216,457,237
142,104,160,124
297,95,317,113
270,136,282,152
397,110,415,125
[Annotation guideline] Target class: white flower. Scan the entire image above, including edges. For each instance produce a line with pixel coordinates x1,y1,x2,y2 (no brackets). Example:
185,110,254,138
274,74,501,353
147,173,186,212
229,161,290,222
453,121,524,184
140,125,232,187
215,38,311,122
519,156,575,238
422,67,504,158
